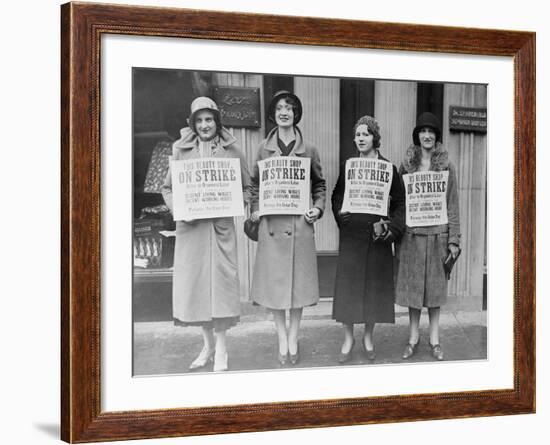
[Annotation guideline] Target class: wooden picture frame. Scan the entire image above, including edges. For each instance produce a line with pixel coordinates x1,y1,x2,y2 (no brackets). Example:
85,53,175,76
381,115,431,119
61,1,535,442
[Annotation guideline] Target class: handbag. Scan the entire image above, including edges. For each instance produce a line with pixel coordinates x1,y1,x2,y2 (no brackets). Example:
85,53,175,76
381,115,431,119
443,247,462,280
243,218,259,242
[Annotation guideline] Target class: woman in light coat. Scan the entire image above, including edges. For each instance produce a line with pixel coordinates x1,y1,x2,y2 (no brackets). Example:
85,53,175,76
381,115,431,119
249,90,326,366
162,97,250,372
331,115,405,363
395,112,461,361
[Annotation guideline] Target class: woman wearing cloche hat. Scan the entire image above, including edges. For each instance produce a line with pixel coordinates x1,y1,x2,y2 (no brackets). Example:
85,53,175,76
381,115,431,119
395,112,461,361
248,90,326,367
161,97,250,372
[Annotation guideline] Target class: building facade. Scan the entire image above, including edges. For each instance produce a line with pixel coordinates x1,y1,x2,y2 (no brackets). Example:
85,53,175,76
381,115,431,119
133,69,487,313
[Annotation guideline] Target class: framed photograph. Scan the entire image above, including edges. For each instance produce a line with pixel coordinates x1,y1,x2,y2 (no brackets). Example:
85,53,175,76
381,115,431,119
61,2,535,442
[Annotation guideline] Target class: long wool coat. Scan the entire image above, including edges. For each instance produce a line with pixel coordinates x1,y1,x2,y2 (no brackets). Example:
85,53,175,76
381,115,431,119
395,143,461,309
161,127,250,326
331,153,406,324
250,127,326,310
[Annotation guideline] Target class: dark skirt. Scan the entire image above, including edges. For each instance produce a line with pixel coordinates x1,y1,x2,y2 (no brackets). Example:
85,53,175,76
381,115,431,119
332,230,395,325
395,231,449,309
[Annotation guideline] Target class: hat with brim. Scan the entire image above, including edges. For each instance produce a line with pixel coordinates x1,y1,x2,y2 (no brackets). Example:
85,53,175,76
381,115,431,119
413,112,442,146
268,90,303,125
188,96,221,130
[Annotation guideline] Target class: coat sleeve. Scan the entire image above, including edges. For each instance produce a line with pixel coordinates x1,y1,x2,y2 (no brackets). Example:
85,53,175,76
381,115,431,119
228,144,251,206
331,163,346,228
446,162,461,247
387,164,406,240
309,145,326,216
160,151,174,215
248,142,264,214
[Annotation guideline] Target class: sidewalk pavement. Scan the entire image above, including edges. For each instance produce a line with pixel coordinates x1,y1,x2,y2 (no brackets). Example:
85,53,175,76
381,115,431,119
133,304,486,376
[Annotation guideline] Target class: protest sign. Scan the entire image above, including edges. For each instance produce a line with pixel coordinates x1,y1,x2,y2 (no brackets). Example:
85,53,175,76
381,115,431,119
341,158,393,216
258,157,310,216
170,157,244,220
403,170,449,227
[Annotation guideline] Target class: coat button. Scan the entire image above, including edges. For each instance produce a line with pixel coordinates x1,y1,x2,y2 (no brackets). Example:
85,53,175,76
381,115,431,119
285,230,292,236
269,231,274,236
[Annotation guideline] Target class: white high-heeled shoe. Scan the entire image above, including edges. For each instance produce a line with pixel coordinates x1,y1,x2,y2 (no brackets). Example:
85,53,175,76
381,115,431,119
213,351,228,372
189,346,215,370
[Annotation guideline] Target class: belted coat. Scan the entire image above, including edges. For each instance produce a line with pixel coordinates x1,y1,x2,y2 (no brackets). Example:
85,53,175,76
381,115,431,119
249,127,326,310
161,127,250,326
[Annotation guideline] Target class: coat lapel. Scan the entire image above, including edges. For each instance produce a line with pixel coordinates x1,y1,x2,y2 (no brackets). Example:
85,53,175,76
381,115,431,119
264,126,306,157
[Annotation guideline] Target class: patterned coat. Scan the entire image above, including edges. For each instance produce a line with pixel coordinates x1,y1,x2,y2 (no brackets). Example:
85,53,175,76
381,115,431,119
395,143,461,309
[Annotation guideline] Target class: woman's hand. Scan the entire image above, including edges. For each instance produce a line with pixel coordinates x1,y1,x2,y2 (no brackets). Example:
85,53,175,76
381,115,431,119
249,210,261,223
449,243,460,259
373,220,385,238
181,218,196,224
373,219,395,242
305,207,321,224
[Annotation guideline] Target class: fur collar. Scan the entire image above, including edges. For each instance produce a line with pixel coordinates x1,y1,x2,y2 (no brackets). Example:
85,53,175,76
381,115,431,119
401,142,449,173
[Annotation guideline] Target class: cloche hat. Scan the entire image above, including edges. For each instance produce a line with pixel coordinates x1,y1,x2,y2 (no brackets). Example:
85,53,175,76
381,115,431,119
188,96,221,130
267,90,303,125
412,112,442,146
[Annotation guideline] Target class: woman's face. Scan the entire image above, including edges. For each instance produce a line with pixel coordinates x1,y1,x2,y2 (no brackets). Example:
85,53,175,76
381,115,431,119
274,98,294,128
354,124,375,156
418,127,436,150
194,110,217,141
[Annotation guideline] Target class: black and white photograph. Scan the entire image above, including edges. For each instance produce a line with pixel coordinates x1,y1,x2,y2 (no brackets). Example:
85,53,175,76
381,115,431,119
132,68,487,375
3,0,546,443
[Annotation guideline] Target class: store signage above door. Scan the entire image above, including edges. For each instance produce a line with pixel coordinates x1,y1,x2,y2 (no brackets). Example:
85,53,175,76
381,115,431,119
213,86,261,128
449,106,487,133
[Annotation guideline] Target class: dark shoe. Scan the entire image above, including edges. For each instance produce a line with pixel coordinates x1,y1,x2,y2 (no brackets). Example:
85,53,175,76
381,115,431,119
277,351,288,366
430,343,444,361
289,343,300,365
338,339,355,364
362,339,376,361
402,342,419,359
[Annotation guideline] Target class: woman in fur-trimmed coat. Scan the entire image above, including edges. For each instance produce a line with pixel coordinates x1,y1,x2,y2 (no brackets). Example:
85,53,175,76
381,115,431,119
395,112,461,362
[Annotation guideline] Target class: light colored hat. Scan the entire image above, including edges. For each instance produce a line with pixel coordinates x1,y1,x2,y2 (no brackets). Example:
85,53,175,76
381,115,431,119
188,96,221,129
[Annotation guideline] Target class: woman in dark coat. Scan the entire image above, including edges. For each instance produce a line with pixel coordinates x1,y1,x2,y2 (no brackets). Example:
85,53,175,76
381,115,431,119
395,112,461,361
332,115,405,363
249,90,326,366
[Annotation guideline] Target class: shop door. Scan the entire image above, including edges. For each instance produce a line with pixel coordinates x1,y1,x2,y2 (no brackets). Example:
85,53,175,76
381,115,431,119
315,79,376,298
